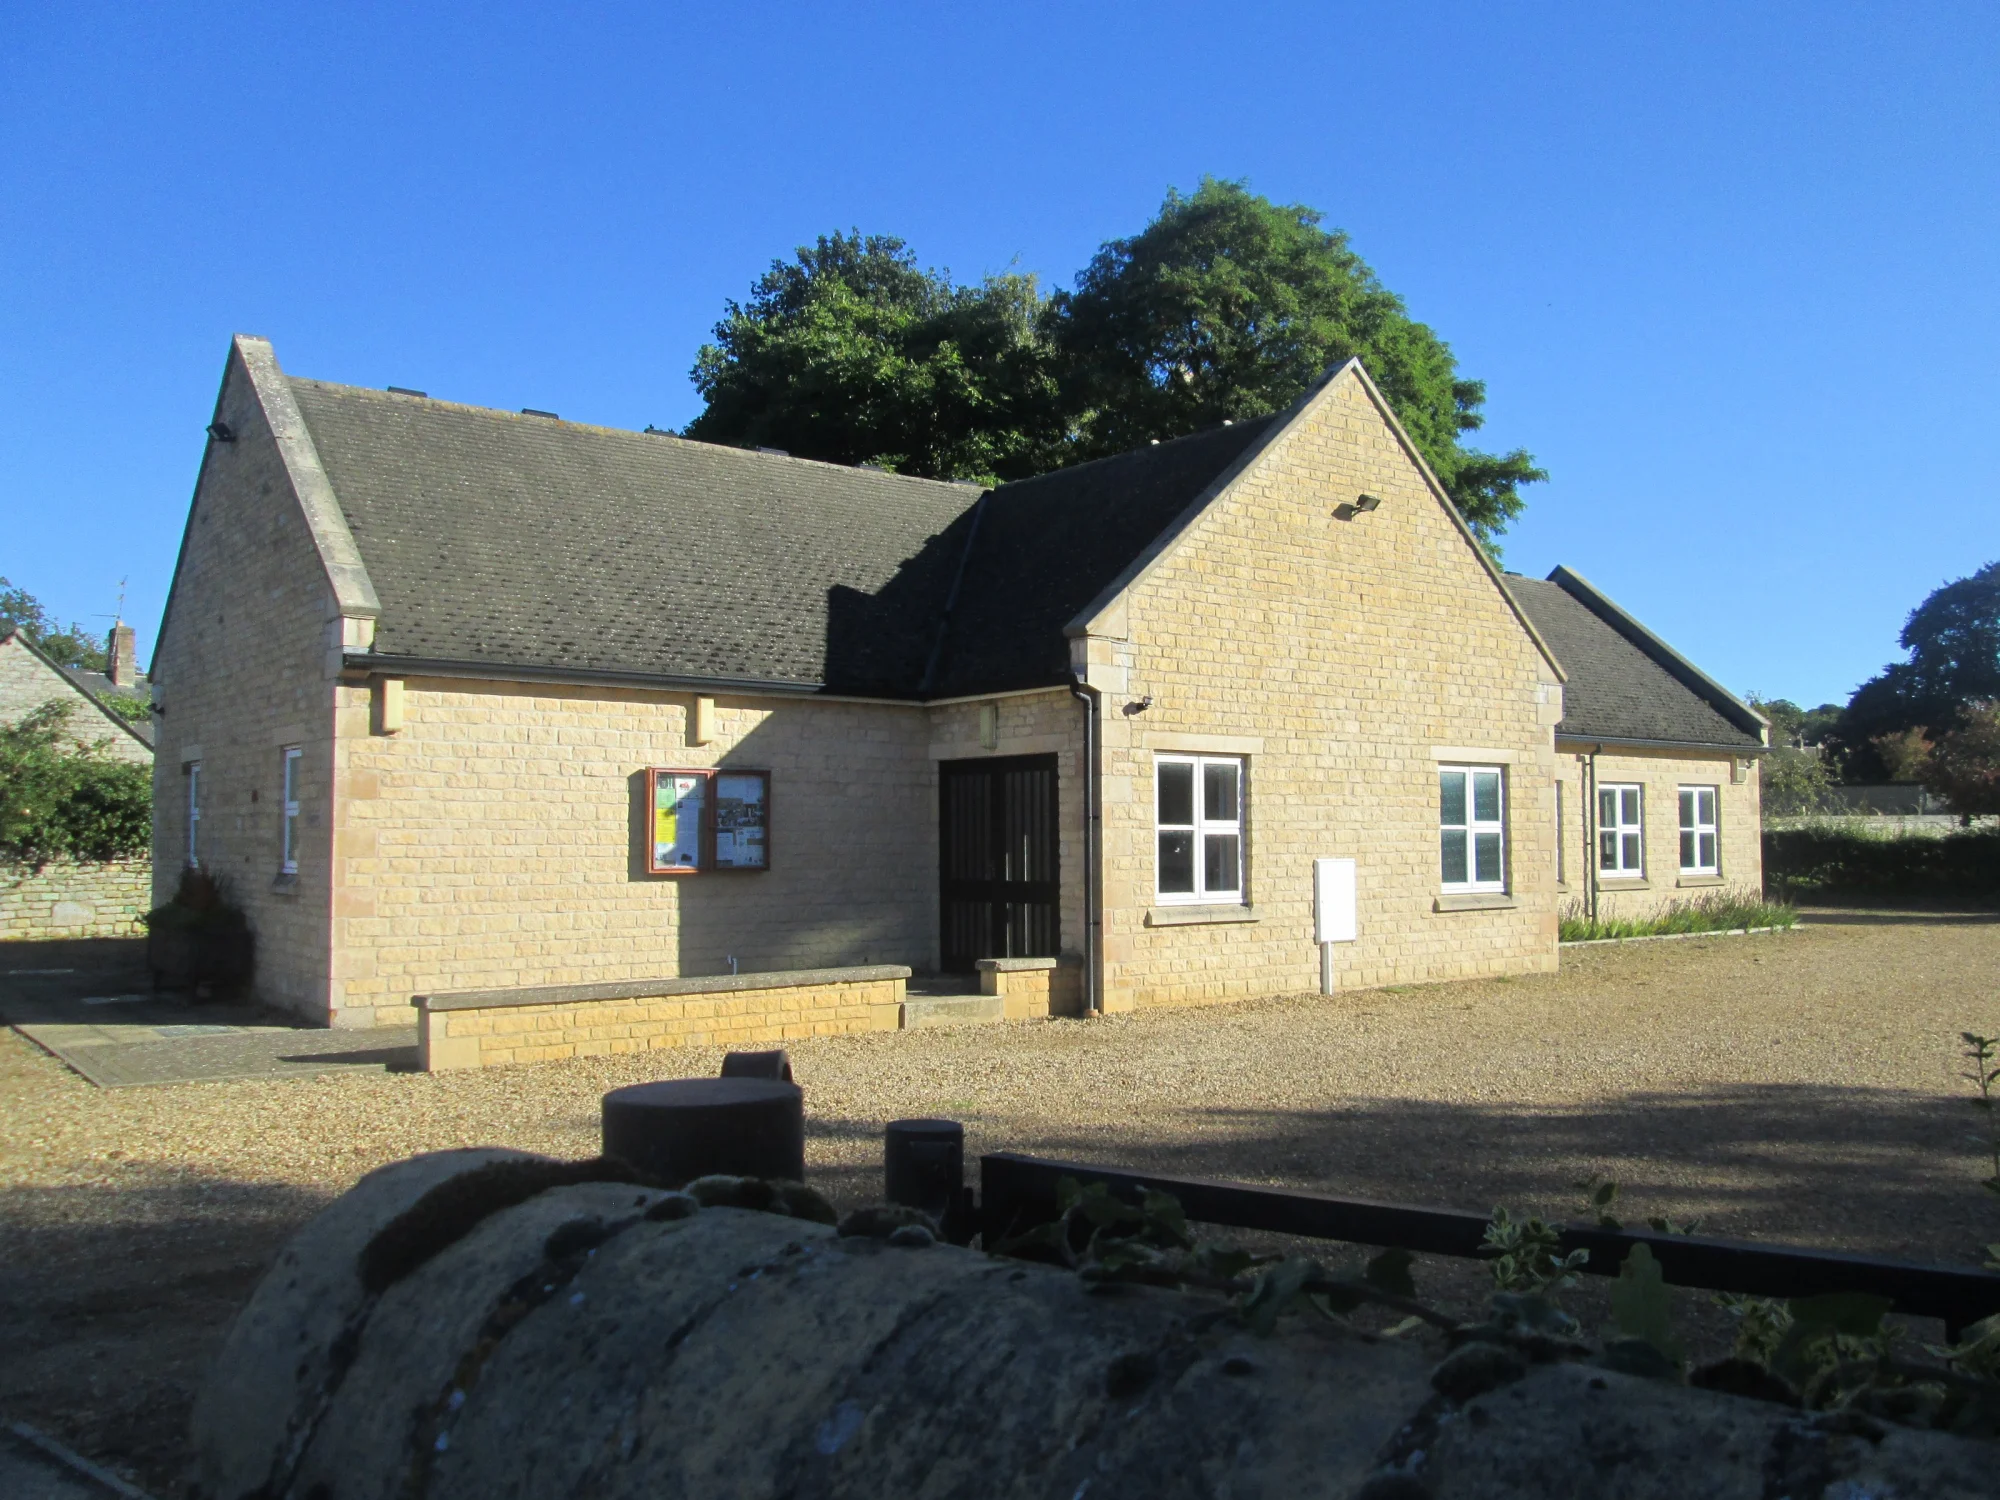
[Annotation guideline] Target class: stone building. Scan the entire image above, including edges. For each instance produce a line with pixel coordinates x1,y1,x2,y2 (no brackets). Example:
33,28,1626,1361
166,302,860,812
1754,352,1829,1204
149,335,1765,1036
1,626,154,938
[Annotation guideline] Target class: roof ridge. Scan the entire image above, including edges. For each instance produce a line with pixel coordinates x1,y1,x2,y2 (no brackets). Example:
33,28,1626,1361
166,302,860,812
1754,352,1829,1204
990,415,1276,494
284,376,988,496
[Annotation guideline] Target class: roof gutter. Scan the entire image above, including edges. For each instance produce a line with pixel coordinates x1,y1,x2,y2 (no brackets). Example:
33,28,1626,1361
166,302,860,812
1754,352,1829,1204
1555,733,1768,756
343,653,836,699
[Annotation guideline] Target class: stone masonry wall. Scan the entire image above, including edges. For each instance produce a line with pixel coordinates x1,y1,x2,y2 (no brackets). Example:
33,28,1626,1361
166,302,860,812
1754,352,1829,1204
923,689,1087,964
1554,747,1765,921
1085,372,1565,1010
417,970,906,1071
0,636,154,765
329,682,938,1028
150,348,341,1021
0,859,151,939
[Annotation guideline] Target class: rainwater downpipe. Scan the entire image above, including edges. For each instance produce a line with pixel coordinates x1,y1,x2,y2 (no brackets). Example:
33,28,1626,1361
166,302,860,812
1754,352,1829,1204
1069,676,1102,1015
1586,746,1602,925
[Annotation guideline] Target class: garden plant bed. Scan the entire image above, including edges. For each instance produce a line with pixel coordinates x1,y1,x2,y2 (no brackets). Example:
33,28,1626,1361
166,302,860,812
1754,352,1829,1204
4,907,1999,1493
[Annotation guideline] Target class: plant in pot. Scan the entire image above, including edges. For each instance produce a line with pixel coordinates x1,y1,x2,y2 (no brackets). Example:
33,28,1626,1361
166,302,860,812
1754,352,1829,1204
144,868,255,1001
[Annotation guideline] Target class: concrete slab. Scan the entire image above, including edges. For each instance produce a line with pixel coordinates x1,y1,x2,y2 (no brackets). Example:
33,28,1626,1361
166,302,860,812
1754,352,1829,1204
0,948,416,1088
900,994,1006,1029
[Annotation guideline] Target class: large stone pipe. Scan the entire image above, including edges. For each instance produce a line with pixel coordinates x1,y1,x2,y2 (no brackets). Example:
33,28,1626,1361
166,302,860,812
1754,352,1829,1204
194,1152,1992,1499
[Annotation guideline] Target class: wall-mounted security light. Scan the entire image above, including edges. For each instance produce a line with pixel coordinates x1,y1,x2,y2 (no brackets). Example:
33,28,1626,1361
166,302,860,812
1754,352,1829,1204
1354,494,1382,512
207,421,235,443
1122,696,1154,716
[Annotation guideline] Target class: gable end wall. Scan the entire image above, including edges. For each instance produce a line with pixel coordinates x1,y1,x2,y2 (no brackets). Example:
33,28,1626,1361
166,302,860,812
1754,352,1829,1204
1092,372,1563,1007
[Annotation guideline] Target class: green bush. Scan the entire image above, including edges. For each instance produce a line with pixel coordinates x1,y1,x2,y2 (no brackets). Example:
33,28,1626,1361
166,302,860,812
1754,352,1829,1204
143,867,254,998
1763,821,2000,899
0,701,151,867
1558,890,1799,943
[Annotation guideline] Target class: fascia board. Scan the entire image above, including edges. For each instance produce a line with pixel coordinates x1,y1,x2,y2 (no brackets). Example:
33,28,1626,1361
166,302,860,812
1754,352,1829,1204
1548,565,1768,741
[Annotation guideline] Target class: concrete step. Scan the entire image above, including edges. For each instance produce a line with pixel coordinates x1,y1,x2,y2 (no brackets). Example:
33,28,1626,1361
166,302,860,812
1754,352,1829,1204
900,994,1005,1029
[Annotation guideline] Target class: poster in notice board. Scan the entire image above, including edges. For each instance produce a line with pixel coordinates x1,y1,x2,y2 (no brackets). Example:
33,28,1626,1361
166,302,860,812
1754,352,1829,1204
651,771,706,873
713,771,770,870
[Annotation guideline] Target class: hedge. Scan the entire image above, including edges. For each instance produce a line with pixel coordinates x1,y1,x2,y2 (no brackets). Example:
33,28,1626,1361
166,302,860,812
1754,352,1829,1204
1762,822,2000,898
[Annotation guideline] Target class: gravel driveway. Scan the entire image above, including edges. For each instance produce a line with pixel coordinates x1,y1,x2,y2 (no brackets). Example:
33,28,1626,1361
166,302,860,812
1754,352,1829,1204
5,907,1997,1493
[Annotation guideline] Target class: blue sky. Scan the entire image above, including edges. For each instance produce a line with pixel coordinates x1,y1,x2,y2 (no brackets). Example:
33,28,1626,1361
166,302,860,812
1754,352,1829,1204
2,2,1994,707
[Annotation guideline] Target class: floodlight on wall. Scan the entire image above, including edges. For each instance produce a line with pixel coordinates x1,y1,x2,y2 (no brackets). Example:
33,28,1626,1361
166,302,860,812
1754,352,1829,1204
206,421,235,443
1354,494,1382,512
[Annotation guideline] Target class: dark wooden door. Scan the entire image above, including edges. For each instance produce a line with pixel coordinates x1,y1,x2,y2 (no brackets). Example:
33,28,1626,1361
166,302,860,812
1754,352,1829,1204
939,755,1060,972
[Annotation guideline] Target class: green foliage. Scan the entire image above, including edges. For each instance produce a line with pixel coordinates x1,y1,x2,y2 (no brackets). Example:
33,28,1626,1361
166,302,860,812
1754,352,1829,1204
1049,179,1542,546
686,183,1545,544
685,232,1061,484
1760,749,1834,816
1963,1032,2000,1208
1763,822,2000,899
1481,1205,1589,1296
1924,704,2000,818
0,701,151,867
1826,560,2000,779
0,576,108,672
1749,696,1843,751
1610,1244,1685,1367
1557,890,1799,943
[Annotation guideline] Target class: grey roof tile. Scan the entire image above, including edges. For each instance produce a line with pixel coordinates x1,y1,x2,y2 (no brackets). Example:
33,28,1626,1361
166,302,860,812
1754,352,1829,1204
1507,574,1761,749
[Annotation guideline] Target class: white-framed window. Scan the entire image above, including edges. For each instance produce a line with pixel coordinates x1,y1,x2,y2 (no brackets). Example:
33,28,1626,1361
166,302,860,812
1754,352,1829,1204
1679,785,1719,874
1155,755,1244,903
1440,765,1506,892
185,760,201,867
1598,783,1644,876
281,747,302,875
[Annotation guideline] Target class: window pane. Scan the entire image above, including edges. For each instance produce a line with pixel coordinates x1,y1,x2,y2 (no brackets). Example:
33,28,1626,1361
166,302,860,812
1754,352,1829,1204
1621,787,1640,825
1441,829,1468,885
1472,771,1501,824
1474,832,1502,884
1699,788,1716,824
1158,831,1195,894
1204,833,1241,893
1203,761,1239,823
1598,787,1616,825
1700,833,1717,868
1158,762,1194,826
1599,830,1617,869
1679,788,1694,828
1440,770,1467,828
1622,832,1641,869
1680,831,1696,868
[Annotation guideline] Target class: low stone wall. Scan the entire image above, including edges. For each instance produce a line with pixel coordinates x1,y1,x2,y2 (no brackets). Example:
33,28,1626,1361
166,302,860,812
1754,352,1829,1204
413,965,910,1072
0,858,151,941
976,955,1085,1019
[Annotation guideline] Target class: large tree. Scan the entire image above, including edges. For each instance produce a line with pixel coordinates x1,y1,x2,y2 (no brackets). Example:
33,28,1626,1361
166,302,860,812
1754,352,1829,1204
1049,179,1542,541
685,185,1544,540
684,233,1060,484
1825,560,2000,779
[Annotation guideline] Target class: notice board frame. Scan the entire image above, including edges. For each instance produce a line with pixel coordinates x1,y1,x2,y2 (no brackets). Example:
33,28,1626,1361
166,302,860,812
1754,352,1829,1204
644,767,772,875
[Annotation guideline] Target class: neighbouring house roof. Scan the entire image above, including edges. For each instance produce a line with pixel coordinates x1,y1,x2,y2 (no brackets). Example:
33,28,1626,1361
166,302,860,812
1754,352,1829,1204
0,629,154,749
285,375,1276,700
1506,570,1765,751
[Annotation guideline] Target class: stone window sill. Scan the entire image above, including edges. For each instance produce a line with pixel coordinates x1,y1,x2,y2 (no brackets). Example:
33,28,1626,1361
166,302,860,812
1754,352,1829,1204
1597,877,1652,891
1675,874,1726,888
1146,904,1260,927
1433,892,1518,913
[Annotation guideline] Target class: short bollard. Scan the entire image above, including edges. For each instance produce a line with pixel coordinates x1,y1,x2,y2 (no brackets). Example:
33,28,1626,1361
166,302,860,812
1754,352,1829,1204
719,1049,794,1082
603,1077,805,1185
884,1118,971,1242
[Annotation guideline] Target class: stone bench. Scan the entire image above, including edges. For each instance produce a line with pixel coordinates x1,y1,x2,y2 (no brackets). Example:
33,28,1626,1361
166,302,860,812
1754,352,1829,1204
411,965,909,1072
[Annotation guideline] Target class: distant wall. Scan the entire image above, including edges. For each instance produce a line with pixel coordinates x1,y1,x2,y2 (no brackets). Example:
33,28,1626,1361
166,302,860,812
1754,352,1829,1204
0,859,151,940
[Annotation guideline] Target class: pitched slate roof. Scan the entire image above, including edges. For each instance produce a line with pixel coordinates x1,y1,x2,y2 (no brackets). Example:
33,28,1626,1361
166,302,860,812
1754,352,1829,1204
925,419,1277,697
288,377,1275,699
289,381,981,695
1506,570,1764,749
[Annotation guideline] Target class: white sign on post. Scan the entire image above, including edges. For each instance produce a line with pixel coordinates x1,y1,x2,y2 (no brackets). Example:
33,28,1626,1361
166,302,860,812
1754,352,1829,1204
1314,857,1356,944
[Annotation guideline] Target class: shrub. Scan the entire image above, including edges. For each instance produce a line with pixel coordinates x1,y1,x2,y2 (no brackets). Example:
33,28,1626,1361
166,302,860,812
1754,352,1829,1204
1558,890,1798,943
1763,821,2000,899
0,701,151,867
143,868,254,998
1760,750,1833,816
1923,702,2000,818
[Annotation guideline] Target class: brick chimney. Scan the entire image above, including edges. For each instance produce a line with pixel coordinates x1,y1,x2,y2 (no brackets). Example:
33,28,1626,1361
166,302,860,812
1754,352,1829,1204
107,622,137,687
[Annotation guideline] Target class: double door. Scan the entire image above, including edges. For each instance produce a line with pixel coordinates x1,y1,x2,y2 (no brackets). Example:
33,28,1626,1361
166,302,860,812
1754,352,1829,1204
938,755,1060,972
